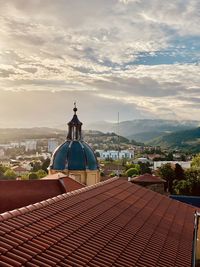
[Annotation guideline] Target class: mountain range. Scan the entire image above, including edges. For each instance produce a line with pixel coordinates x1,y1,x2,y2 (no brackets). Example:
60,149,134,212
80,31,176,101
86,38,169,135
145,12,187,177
85,119,200,142
1,119,200,152
148,127,200,152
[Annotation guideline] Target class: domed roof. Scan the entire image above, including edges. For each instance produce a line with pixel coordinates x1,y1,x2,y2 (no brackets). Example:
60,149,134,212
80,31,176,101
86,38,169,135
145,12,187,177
50,140,98,171
50,104,99,171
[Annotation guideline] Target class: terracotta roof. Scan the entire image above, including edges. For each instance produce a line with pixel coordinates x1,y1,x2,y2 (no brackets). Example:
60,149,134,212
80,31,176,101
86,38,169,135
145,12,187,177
11,166,27,172
0,178,196,267
0,177,84,213
132,173,166,183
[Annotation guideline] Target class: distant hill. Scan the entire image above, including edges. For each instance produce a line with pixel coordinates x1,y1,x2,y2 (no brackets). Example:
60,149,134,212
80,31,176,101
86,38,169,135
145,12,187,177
149,127,200,152
127,131,165,143
0,128,136,148
0,127,65,143
86,119,200,142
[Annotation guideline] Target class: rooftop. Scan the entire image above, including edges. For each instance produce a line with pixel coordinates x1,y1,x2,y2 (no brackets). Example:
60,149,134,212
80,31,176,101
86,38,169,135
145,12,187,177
0,178,196,266
0,177,84,213
131,173,166,184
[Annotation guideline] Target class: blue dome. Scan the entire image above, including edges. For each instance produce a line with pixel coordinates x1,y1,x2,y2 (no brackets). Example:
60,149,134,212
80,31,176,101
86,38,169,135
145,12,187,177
50,140,99,171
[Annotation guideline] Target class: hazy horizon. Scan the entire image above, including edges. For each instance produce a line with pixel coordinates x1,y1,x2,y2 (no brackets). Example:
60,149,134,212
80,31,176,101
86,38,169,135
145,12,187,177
0,1,200,127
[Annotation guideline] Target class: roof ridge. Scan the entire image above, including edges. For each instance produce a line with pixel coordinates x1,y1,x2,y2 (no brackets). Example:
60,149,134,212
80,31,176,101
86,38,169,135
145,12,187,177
0,177,119,221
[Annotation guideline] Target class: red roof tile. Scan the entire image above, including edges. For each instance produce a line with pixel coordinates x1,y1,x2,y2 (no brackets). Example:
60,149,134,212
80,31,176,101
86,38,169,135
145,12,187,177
0,177,84,213
0,178,196,266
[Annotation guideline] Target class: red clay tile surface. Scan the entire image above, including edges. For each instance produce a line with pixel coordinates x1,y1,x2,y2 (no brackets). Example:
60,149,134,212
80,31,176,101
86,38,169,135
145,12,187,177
0,178,196,267
0,177,84,213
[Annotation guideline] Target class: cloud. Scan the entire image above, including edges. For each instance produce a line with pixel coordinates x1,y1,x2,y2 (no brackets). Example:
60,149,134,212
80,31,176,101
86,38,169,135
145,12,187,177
0,0,200,126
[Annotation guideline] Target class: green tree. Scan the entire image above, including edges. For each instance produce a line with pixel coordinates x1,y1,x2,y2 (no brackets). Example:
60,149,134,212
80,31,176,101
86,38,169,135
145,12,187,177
173,180,191,195
36,169,47,178
138,162,152,175
126,167,140,177
4,169,17,180
109,172,116,177
157,163,175,193
28,172,38,180
41,158,50,173
31,161,42,172
125,163,140,172
191,154,200,168
0,164,9,173
21,173,29,180
166,152,174,161
174,163,185,181
173,168,200,196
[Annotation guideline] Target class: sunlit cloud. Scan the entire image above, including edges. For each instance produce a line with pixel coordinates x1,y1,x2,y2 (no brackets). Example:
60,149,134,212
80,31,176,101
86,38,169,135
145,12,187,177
0,0,200,126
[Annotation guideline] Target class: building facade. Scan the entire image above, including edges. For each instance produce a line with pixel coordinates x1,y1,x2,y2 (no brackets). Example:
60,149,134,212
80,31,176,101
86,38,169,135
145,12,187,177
96,149,134,160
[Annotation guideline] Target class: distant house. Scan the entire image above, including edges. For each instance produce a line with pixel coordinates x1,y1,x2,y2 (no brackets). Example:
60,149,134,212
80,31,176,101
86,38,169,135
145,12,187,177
147,154,162,161
130,173,166,194
153,161,191,170
103,163,125,176
11,166,28,176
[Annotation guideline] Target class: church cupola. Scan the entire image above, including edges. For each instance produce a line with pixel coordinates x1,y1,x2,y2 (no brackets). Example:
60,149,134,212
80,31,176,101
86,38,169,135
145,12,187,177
67,103,83,140
50,103,100,186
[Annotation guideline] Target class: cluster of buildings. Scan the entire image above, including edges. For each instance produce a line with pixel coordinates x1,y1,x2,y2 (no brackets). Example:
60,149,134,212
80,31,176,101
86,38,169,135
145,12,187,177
1,106,200,266
95,149,134,160
0,139,59,160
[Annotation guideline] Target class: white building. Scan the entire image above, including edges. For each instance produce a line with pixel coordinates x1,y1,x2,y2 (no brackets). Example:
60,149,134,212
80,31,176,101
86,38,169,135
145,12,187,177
48,139,58,153
96,150,134,160
153,161,191,170
25,140,37,152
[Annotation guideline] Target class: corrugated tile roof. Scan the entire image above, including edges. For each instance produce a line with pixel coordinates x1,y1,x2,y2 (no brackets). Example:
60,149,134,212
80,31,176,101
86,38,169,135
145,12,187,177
0,178,196,267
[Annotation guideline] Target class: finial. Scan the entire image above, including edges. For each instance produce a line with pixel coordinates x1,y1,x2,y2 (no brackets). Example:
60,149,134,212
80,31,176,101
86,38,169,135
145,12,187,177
73,101,77,114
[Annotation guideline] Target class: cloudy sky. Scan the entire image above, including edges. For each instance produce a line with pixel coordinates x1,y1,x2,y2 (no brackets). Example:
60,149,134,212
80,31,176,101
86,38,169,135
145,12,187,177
0,0,200,127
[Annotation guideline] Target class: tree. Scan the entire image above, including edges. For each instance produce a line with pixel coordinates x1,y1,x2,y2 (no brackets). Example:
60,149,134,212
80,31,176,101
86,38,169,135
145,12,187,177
126,167,140,177
174,163,185,181
157,163,175,193
41,158,50,173
28,172,38,180
191,154,200,168
36,169,47,178
125,163,140,172
166,152,174,161
4,169,17,180
138,162,152,175
173,168,200,196
30,161,42,172
95,152,100,158
173,180,191,195
21,173,29,180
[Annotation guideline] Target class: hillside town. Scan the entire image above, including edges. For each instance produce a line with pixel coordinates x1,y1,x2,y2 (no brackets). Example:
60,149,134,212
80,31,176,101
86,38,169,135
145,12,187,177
1,1,200,266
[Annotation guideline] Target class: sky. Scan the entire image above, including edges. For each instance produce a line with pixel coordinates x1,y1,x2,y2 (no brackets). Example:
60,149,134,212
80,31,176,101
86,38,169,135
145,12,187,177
0,0,200,127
